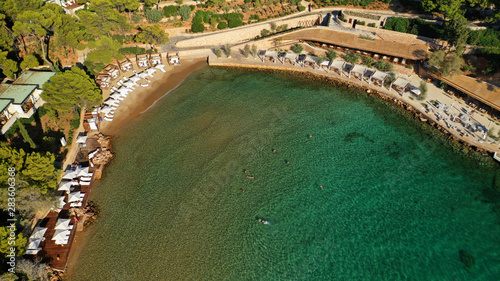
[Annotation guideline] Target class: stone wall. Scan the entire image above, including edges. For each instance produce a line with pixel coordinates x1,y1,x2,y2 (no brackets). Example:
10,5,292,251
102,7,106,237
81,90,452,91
176,14,321,48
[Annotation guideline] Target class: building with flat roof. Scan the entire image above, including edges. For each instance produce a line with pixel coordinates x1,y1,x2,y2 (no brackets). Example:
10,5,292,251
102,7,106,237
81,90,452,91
0,70,56,134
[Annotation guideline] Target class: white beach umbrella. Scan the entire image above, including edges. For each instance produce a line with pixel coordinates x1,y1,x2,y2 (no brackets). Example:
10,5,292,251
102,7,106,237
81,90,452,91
123,81,136,88
110,93,125,101
30,227,48,240
129,75,141,83
138,71,148,79
27,238,42,250
56,196,66,208
62,170,78,180
100,106,114,114
68,191,81,203
76,135,88,144
77,167,91,177
58,181,73,192
155,64,166,73
52,229,70,241
55,218,71,230
104,97,119,106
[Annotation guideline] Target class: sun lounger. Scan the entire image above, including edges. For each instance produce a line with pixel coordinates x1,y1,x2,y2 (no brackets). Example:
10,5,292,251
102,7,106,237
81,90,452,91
104,117,113,121
26,249,39,255
80,176,92,181
140,83,149,87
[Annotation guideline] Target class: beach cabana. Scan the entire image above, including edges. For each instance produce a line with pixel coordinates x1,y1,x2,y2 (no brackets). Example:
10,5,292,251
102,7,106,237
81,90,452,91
390,77,410,93
263,50,279,63
102,64,120,80
329,60,346,75
117,57,133,72
350,65,367,80
167,53,180,66
297,54,306,67
304,56,317,69
370,70,388,86
95,74,111,89
136,54,149,68
30,227,48,240
284,53,298,65
149,53,162,66
319,61,331,71
277,52,287,64
55,218,71,230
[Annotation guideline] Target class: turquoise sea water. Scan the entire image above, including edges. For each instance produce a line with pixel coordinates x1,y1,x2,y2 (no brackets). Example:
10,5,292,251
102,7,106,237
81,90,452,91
69,68,500,280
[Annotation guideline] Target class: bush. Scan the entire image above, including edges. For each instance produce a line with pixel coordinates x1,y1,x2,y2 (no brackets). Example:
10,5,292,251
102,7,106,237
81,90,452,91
191,22,205,33
215,49,222,58
292,43,303,54
367,23,376,27
375,60,393,71
132,13,142,24
163,5,179,17
217,21,228,29
326,49,337,60
357,21,365,25
178,5,192,21
362,55,374,67
119,46,146,55
344,51,361,64
261,29,270,37
417,81,428,100
384,17,410,33
298,5,306,11
145,9,163,23
228,18,243,28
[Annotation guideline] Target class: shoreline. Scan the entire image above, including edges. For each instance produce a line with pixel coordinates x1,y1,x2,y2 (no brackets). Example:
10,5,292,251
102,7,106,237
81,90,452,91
65,55,495,278
209,60,499,157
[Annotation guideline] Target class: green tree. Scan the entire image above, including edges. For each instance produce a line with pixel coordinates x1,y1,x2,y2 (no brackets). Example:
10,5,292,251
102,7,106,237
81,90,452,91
191,22,205,33
86,36,123,65
79,0,131,38
362,55,375,67
315,55,326,65
0,227,26,257
384,17,410,33
111,0,141,20
444,14,469,50
0,143,25,184
417,80,428,100
20,54,40,70
344,51,360,64
261,29,270,37
326,49,337,61
225,44,231,57
251,44,258,57
53,14,84,52
0,53,18,78
292,43,303,54
22,152,59,194
145,9,163,23
178,5,192,21
218,21,228,29
428,50,464,77
12,4,63,70
135,24,169,45
0,14,13,52
41,66,102,112
215,48,222,58
16,120,36,149
243,47,250,58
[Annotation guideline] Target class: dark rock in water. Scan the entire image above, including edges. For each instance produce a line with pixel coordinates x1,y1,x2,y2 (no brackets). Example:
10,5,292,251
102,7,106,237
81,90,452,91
459,250,476,269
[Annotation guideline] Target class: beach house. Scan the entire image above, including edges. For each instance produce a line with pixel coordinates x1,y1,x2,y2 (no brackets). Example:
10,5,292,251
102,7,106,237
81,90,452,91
136,54,149,68
0,71,56,134
95,74,111,89
149,53,162,66
102,64,120,79
117,57,133,72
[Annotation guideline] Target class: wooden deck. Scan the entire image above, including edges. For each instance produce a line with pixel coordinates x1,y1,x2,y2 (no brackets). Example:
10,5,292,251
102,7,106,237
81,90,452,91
34,211,77,271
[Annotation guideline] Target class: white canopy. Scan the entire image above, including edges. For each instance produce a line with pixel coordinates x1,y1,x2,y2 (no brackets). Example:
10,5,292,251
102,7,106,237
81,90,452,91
351,65,367,74
155,64,166,73
57,196,66,208
146,67,157,76
284,53,297,60
52,229,70,241
320,61,330,66
129,75,142,83
411,88,421,95
68,191,81,203
123,81,136,88
30,227,48,240
76,167,91,177
26,238,42,250
58,181,73,192
329,60,345,70
103,97,119,106
100,106,114,114
76,135,88,144
137,72,148,79
62,170,78,180
55,218,71,230
392,77,410,89
371,70,388,81
110,93,124,100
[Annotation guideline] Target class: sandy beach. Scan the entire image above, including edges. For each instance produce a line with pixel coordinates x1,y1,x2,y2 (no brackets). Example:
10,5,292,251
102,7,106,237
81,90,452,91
100,58,208,136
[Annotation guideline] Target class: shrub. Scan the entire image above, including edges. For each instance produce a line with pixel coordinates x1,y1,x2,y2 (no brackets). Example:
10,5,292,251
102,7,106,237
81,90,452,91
292,43,303,54
362,55,374,67
163,5,179,17
326,49,337,60
191,22,205,33
375,60,393,71
218,21,228,29
417,81,428,100
119,47,146,55
132,13,142,24
298,5,306,11
344,51,361,64
357,21,365,25
243,48,250,58
228,18,243,28
261,29,270,37
145,9,163,23
178,5,192,21
215,49,222,58
367,23,376,27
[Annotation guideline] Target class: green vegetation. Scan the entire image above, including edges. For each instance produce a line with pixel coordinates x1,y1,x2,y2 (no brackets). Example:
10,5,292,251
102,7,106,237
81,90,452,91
135,25,169,45
344,51,361,64
428,50,464,77
163,5,180,17
218,21,228,29
191,22,205,33
375,60,393,71
292,43,304,54
145,9,164,23
215,48,222,58
179,5,192,21
417,81,428,100
42,66,102,112
326,49,337,61
362,55,375,67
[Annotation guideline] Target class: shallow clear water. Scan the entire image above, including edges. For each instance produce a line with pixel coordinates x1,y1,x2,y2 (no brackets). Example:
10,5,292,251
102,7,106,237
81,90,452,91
69,68,500,280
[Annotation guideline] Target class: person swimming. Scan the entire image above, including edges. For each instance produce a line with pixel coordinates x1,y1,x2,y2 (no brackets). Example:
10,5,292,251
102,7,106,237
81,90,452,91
258,218,269,225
